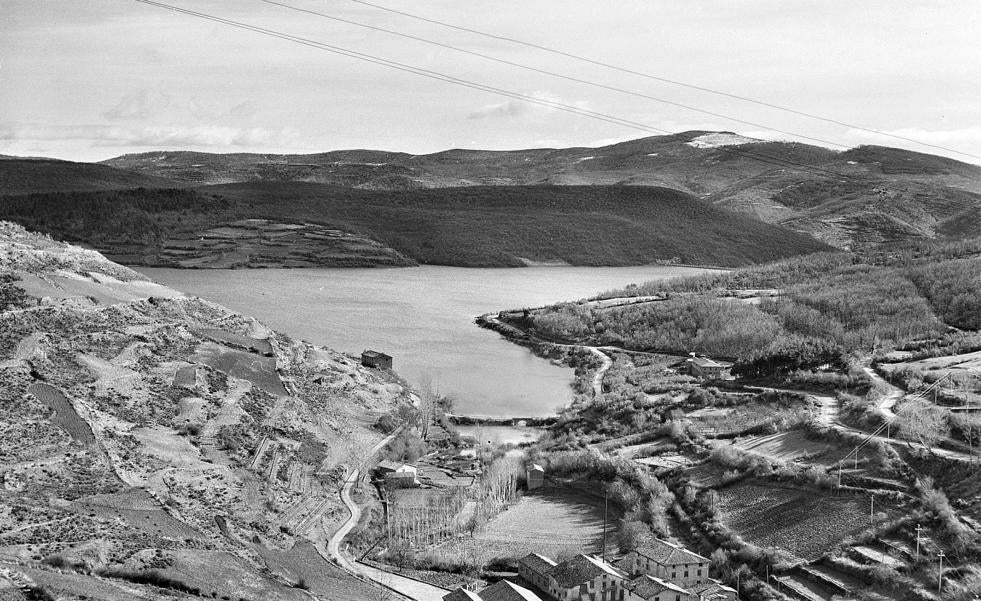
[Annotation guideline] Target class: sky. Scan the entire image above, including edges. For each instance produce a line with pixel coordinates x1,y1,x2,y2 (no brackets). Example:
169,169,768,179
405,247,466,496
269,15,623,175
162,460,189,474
2,0,980,163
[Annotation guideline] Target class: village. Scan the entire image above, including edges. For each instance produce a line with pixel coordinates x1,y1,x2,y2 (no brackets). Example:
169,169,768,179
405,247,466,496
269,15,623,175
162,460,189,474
350,294,981,601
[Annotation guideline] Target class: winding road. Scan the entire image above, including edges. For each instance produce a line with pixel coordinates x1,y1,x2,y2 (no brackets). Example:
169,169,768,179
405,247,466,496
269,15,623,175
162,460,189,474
323,429,448,601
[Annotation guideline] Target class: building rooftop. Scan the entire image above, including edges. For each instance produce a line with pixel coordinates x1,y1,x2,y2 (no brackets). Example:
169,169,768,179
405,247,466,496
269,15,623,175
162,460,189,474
527,463,545,473
443,588,483,601
478,580,543,601
626,575,690,600
518,552,557,577
634,539,709,566
549,554,626,589
689,578,737,598
362,349,392,359
690,356,724,368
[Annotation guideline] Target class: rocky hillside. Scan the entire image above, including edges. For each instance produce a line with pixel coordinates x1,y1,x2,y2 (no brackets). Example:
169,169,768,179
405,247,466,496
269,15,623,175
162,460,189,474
98,132,981,250
0,222,414,599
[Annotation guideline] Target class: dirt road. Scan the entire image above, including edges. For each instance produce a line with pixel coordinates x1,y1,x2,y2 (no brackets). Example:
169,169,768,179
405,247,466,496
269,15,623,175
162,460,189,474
323,429,448,601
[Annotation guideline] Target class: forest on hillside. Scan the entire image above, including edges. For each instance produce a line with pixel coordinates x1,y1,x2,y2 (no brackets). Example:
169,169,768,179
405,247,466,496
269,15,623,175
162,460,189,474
525,239,981,367
0,183,831,268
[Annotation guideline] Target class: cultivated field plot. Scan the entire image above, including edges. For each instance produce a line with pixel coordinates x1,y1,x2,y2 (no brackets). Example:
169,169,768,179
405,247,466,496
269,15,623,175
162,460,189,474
730,431,841,465
257,541,380,601
193,341,286,396
716,482,882,560
26,382,94,443
432,489,604,564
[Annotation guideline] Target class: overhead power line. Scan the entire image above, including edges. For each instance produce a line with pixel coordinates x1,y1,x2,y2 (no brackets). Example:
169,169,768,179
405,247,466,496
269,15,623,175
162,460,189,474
345,0,981,162
132,0,854,182
260,0,854,152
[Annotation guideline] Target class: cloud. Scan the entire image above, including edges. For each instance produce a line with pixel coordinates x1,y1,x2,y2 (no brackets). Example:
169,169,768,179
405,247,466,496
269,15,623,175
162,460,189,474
0,122,300,149
468,91,588,120
844,126,981,146
101,90,171,121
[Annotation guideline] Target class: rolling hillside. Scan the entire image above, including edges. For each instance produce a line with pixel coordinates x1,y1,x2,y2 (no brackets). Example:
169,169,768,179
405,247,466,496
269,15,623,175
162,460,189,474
98,132,981,250
0,157,179,195
0,184,831,268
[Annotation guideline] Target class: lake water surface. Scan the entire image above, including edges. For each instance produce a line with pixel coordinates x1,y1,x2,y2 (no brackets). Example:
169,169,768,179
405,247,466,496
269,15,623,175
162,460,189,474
140,266,711,417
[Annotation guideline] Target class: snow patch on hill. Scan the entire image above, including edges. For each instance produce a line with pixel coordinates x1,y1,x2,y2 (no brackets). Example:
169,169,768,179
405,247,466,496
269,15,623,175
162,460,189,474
687,133,762,148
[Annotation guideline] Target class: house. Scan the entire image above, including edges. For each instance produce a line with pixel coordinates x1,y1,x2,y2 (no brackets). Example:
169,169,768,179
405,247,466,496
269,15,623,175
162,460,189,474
518,552,557,593
376,459,401,475
688,579,737,601
444,589,484,601
526,464,546,490
678,354,728,380
478,580,545,601
624,575,693,601
361,350,393,369
443,588,484,601
546,554,628,601
383,464,419,488
619,539,710,588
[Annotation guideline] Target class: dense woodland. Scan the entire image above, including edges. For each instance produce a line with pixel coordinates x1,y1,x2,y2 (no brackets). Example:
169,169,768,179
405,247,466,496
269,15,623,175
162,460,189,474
527,240,981,372
0,183,830,267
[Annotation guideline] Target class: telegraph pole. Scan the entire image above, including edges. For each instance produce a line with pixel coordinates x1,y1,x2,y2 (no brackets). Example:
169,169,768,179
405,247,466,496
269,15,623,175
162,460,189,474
602,491,608,563
870,495,875,526
937,550,946,593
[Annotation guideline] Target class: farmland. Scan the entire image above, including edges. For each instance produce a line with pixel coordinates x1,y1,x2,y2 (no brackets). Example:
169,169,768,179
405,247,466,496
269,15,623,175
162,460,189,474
729,431,846,465
430,488,606,565
714,481,886,561
26,383,94,443
0,222,415,599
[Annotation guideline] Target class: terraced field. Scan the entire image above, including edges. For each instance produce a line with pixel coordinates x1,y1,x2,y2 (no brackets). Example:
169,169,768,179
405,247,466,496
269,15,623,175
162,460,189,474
716,482,879,560
26,383,94,443
731,431,838,464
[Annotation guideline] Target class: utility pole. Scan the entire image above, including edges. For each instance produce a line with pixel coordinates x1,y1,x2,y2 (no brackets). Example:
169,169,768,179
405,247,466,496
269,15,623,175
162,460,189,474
915,524,922,561
938,550,946,593
870,495,875,526
837,462,842,489
602,491,608,563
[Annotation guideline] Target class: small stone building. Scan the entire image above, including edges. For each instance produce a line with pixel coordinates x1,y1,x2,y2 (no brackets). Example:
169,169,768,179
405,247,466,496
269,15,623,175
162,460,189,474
546,554,628,601
678,354,728,380
444,580,544,601
526,463,545,490
383,464,419,488
361,350,393,369
518,552,557,593
620,539,710,588
688,579,737,601
624,575,693,601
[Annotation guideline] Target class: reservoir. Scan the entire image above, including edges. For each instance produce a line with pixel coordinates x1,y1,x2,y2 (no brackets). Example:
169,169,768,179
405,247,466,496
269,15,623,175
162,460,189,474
140,266,710,417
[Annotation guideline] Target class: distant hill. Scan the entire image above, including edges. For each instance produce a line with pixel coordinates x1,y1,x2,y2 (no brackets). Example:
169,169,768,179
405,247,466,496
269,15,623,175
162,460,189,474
0,157,179,195
0,183,831,268
100,132,981,250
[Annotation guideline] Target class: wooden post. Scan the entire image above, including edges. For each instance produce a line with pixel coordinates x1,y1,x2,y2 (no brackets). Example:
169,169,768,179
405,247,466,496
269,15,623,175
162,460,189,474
938,550,945,593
